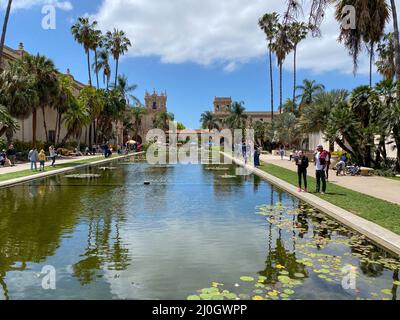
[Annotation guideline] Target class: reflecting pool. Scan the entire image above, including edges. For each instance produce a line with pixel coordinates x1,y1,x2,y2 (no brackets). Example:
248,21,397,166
0,160,399,300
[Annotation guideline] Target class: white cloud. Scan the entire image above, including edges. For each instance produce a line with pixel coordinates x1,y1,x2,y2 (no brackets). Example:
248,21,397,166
90,0,398,74
0,0,73,11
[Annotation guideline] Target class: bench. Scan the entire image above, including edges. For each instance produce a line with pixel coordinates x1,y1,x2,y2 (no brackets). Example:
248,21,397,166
360,167,374,176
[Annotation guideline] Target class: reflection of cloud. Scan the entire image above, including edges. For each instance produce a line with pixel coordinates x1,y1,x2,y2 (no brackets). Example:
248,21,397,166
0,0,73,11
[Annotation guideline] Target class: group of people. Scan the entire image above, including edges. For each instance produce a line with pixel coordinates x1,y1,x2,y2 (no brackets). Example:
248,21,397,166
28,146,58,171
293,145,331,194
0,144,17,167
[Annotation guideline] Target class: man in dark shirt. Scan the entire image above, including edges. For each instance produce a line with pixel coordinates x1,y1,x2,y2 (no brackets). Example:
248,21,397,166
296,151,309,192
6,144,16,166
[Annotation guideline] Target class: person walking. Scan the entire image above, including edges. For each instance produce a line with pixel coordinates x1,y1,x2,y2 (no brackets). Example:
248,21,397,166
6,144,16,166
254,145,261,167
49,145,57,167
28,147,38,171
296,150,309,192
325,150,331,181
314,145,328,194
38,149,46,172
279,145,285,160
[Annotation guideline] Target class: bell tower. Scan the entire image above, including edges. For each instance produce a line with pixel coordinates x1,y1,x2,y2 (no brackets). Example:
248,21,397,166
214,97,232,114
145,90,167,112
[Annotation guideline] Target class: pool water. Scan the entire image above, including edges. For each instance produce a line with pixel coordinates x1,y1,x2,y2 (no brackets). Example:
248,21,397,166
0,160,399,300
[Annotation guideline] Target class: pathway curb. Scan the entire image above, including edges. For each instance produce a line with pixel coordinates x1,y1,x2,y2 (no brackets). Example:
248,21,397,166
223,152,400,257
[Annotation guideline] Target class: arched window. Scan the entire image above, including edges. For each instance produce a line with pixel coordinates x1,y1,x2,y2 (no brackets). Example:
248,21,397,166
153,102,157,109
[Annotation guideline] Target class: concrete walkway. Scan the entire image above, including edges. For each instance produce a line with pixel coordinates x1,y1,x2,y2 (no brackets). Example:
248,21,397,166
223,152,400,256
0,155,96,176
261,154,400,205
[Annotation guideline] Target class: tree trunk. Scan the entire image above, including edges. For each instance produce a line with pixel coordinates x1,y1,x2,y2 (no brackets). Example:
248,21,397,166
61,132,71,145
87,51,92,86
269,42,274,122
56,112,62,145
42,106,48,143
94,48,99,89
279,63,283,114
293,45,297,104
115,57,119,88
55,108,59,144
0,126,7,137
369,42,374,87
32,108,37,147
0,0,12,68
390,0,400,84
88,123,92,148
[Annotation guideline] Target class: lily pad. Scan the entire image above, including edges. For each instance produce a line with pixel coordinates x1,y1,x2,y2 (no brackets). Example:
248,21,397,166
240,276,255,282
187,295,201,300
381,289,392,295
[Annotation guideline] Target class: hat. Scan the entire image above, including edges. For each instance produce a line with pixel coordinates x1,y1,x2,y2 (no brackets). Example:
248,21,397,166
317,145,324,149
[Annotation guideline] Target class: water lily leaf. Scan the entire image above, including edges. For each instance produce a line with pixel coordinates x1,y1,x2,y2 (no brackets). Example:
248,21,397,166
252,295,264,300
283,289,295,295
240,276,255,282
294,273,305,278
280,270,289,275
187,295,201,300
202,287,219,294
200,293,212,300
381,289,392,295
253,289,263,294
393,281,400,286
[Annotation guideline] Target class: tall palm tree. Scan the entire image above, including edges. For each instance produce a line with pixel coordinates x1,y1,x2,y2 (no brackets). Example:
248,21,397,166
18,54,58,145
105,29,132,87
335,0,389,86
200,111,220,130
288,21,308,103
390,0,400,85
94,49,111,89
54,74,75,144
71,17,98,86
271,23,293,114
0,0,12,68
90,28,103,90
296,79,325,108
259,12,279,121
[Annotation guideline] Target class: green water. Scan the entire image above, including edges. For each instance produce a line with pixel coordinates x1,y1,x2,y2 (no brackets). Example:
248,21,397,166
0,160,399,300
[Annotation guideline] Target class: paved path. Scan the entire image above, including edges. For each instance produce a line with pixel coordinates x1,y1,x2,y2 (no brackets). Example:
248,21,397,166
0,155,97,176
260,154,400,205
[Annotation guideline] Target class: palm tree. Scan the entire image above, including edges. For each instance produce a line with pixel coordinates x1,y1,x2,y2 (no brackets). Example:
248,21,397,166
259,12,279,121
376,33,396,81
288,22,308,103
95,49,111,89
225,101,248,130
296,79,325,108
54,74,75,144
71,17,98,86
78,86,105,146
112,75,140,106
130,107,147,141
62,99,91,149
300,90,349,151
335,0,390,86
200,111,220,131
271,23,293,114
18,54,58,145
0,105,18,137
90,28,103,90
390,0,400,85
153,111,174,132
105,29,132,87
0,0,12,68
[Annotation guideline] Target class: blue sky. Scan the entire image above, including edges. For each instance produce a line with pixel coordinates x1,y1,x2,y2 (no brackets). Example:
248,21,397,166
1,0,388,128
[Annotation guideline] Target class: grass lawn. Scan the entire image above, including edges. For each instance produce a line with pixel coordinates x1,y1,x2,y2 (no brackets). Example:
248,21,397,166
259,162,400,235
0,155,118,182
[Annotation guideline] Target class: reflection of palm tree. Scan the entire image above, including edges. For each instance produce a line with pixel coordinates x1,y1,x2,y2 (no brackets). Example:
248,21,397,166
392,270,399,300
0,271,9,300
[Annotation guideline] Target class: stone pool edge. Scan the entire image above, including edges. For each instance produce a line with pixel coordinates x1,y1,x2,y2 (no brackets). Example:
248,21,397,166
0,152,145,189
222,152,400,257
